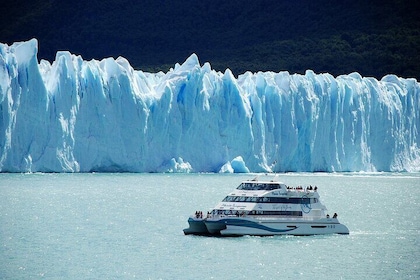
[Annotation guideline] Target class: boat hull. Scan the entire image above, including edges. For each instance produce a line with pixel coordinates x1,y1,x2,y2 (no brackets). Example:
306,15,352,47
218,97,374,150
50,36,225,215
202,217,349,236
183,217,211,236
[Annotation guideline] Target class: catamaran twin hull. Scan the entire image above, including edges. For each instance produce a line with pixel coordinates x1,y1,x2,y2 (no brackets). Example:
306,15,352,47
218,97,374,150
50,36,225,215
184,216,349,236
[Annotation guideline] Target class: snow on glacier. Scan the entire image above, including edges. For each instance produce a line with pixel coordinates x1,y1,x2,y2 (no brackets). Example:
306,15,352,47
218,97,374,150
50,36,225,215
0,39,419,173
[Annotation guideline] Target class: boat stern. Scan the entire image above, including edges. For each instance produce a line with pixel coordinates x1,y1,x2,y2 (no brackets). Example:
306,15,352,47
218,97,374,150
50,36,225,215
335,222,350,235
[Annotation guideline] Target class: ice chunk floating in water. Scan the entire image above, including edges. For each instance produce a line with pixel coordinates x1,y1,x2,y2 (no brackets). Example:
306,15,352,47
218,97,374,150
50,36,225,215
0,39,419,172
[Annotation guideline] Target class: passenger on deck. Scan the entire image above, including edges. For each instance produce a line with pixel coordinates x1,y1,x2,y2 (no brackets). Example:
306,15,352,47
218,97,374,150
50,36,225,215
333,213,337,218
326,214,330,218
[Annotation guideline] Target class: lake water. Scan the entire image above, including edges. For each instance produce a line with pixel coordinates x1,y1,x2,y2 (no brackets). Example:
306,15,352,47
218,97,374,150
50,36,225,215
0,173,419,279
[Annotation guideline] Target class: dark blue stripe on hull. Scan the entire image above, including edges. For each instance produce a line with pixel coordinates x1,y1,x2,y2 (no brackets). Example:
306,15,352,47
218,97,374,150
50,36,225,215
206,219,297,234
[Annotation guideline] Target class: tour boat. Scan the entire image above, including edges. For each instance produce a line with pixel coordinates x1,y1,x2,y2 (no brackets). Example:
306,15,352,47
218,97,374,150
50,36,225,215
183,174,349,236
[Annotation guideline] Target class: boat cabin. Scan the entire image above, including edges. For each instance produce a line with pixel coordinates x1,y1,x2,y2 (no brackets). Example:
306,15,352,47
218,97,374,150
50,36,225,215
236,182,286,191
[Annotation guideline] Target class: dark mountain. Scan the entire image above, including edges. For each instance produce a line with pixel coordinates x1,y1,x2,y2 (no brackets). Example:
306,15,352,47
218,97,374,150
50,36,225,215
1,0,419,79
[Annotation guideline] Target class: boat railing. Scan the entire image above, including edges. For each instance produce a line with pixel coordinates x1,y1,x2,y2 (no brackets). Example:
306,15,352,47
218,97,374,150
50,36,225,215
253,216,321,221
206,214,323,221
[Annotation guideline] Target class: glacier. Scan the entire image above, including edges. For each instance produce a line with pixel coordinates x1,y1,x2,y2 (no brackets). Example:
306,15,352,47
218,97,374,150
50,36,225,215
0,39,419,173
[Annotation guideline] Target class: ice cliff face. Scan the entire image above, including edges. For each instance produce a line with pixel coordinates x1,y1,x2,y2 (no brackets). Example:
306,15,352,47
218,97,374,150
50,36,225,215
0,39,419,172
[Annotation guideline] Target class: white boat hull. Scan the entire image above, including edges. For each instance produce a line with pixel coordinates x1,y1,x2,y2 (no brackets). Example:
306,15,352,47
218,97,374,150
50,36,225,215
205,217,349,236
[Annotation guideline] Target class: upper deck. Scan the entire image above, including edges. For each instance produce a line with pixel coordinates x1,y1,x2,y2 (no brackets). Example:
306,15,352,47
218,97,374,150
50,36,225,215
232,174,320,199
236,181,286,191
237,174,286,191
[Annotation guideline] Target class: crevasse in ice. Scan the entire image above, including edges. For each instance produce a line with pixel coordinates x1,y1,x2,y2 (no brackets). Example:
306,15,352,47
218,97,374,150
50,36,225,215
0,39,419,172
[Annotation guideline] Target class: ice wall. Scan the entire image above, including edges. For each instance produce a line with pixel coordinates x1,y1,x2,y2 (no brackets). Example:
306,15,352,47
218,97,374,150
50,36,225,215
1,39,419,172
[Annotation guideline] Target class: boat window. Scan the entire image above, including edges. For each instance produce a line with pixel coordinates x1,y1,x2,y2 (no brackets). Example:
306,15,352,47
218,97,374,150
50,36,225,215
246,197,257,202
263,184,272,190
237,182,253,190
268,184,281,190
223,196,316,204
236,182,281,190
301,198,310,204
248,211,303,216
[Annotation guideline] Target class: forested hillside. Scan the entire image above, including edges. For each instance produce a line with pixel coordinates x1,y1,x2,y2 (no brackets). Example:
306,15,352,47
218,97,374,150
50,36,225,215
1,0,419,79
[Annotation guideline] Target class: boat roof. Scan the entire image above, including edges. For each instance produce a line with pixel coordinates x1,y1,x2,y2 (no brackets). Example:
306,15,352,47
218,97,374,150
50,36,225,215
244,174,284,184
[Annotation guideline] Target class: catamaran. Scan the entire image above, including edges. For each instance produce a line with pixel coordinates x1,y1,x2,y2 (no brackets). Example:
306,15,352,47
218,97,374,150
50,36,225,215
183,174,349,236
